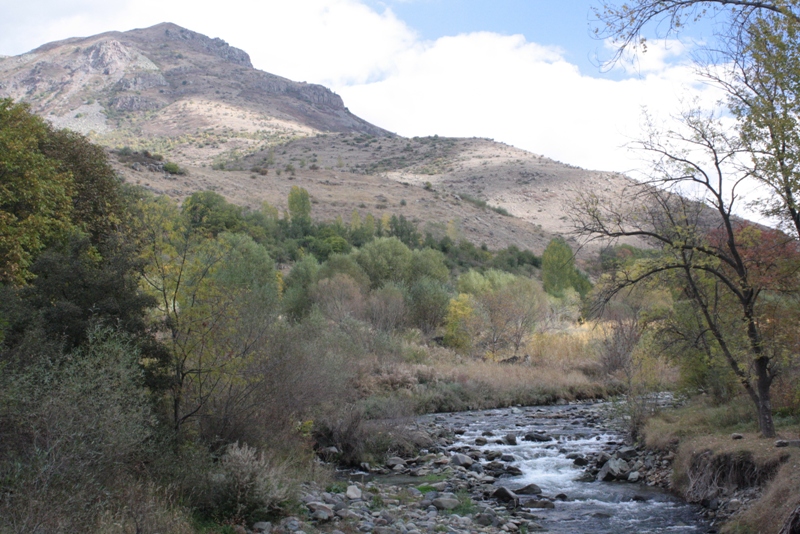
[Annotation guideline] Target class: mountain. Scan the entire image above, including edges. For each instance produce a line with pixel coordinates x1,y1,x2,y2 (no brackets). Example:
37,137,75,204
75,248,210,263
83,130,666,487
0,23,637,260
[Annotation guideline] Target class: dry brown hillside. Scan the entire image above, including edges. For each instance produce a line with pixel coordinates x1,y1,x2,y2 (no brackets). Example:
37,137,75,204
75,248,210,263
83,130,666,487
1,22,637,260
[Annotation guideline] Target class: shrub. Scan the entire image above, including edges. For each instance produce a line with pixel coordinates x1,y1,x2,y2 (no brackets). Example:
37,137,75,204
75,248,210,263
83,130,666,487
200,443,296,523
163,161,186,175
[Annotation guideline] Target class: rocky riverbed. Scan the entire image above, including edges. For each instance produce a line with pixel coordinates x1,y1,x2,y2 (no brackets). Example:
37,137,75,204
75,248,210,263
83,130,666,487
246,402,713,534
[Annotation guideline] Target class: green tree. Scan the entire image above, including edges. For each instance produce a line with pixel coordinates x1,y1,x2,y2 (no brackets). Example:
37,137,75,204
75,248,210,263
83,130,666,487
135,196,279,433
354,237,413,289
541,237,591,297
0,100,74,283
287,186,312,227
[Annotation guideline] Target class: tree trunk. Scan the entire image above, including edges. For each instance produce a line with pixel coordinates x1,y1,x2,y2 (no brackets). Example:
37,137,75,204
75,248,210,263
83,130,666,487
755,357,776,438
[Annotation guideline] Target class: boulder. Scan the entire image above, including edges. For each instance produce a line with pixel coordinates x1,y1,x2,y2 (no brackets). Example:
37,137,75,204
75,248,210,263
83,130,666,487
524,432,552,442
492,486,518,504
597,458,629,481
627,471,640,483
505,433,518,445
451,453,474,467
616,446,638,460
386,457,406,467
731,433,744,440
252,522,272,533
346,485,362,500
432,497,460,510
475,437,488,446
475,513,495,526
516,483,542,495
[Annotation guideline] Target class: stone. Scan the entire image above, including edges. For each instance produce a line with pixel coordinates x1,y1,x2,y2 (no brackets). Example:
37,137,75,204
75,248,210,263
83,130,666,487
307,502,334,517
524,432,552,442
516,483,542,495
475,513,495,526
386,457,406,467
492,486,518,503
627,471,640,483
346,485,363,500
501,454,517,462
617,446,638,460
572,456,588,466
469,462,484,473
504,433,518,445
475,437,488,445
597,457,630,481
451,453,474,467
775,440,789,448
252,522,272,533
505,466,523,476
485,450,503,461
731,433,744,440
432,497,460,510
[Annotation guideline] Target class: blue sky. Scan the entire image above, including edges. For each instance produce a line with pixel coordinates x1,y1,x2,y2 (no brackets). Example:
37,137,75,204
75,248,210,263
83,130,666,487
0,0,724,173
367,0,606,73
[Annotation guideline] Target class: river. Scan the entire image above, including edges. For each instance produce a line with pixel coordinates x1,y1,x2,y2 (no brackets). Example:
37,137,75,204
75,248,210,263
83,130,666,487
416,402,711,533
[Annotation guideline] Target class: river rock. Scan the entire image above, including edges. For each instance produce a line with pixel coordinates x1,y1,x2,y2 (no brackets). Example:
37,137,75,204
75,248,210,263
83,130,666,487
516,483,542,495
627,471,640,483
451,453,474,467
505,433,518,445
731,433,744,440
252,522,272,533
524,432,552,442
307,502,334,519
386,457,406,467
475,513,495,526
492,486,518,504
475,436,488,445
432,497,460,510
346,485,362,500
597,458,629,481
617,446,638,460
573,456,588,466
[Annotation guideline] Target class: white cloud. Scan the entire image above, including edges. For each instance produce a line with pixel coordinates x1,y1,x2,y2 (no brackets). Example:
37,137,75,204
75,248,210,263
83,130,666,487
337,32,724,172
0,0,724,173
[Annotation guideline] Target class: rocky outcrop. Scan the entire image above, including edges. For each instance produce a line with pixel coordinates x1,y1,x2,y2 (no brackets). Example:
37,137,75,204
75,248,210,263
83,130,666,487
161,24,252,67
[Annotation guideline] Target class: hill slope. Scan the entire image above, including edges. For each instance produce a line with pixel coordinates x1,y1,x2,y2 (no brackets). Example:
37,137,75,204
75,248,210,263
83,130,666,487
1,23,637,260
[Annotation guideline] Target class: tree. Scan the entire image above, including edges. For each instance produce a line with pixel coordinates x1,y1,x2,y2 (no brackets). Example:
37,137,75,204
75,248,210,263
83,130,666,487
0,100,73,283
287,186,312,226
596,1,800,238
134,196,279,434
574,107,800,437
593,0,800,66
541,237,591,297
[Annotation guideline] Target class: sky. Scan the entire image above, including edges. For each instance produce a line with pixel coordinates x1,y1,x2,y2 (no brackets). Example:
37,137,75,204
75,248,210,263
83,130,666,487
0,0,728,174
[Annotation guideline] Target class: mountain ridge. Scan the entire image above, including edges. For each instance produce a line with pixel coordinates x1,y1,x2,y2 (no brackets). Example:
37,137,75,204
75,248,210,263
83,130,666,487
0,23,638,260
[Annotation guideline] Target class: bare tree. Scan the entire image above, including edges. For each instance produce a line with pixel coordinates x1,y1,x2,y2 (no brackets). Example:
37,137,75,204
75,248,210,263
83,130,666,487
574,107,800,437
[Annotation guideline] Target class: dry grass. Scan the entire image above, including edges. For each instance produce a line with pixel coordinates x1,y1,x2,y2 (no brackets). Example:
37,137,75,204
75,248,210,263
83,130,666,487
355,328,615,414
642,395,800,534
726,451,800,534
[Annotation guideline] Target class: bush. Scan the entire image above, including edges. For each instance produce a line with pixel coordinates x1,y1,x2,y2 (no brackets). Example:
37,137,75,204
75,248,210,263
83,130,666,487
200,443,296,523
163,161,186,175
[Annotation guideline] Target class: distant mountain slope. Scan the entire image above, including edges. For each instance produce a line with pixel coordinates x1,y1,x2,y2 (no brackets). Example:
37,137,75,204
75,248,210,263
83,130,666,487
0,22,389,163
1,23,640,262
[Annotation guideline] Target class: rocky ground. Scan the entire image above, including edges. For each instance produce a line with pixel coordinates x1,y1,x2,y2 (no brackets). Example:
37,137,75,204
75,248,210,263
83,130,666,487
236,403,717,534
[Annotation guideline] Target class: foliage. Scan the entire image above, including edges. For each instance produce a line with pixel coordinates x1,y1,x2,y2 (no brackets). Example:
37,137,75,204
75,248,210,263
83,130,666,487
541,237,592,297
0,100,75,283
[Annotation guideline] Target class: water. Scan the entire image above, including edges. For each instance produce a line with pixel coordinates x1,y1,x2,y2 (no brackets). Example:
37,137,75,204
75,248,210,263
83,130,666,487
421,403,710,534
